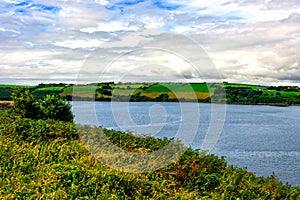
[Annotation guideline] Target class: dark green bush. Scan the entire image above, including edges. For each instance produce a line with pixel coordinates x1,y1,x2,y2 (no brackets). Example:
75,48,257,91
11,89,73,122
38,94,74,122
11,88,39,119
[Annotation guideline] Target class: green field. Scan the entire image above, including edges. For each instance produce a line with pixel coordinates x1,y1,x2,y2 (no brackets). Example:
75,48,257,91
63,85,101,92
264,90,300,96
144,83,210,93
0,85,34,89
115,83,144,89
112,88,141,96
36,87,65,91
223,83,267,89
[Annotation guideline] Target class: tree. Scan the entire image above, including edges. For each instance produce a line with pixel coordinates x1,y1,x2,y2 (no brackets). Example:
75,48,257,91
155,93,169,102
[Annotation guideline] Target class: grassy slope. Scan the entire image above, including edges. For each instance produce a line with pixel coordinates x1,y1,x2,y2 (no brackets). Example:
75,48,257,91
0,110,299,199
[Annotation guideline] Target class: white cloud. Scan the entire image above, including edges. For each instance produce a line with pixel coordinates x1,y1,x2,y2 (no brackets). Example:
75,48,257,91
0,27,20,34
0,0,300,85
142,16,164,29
80,21,140,33
53,39,107,49
95,0,109,6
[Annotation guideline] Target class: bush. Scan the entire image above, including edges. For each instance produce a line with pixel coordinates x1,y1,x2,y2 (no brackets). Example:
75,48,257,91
11,89,39,119
39,94,74,122
11,89,74,122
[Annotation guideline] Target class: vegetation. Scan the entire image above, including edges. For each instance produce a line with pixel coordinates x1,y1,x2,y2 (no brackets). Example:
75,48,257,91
11,89,39,119
223,86,300,105
11,89,73,122
0,82,299,105
0,85,34,100
0,108,300,199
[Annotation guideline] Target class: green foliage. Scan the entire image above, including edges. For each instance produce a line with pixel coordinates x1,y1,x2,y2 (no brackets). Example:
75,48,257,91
129,92,153,102
222,86,300,105
31,89,62,99
11,88,39,118
38,94,74,122
155,93,170,102
11,89,73,122
96,88,112,96
0,88,13,100
0,110,299,199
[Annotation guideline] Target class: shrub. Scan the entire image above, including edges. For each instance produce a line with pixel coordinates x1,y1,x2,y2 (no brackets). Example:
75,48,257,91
39,94,74,122
11,89,74,122
11,88,39,119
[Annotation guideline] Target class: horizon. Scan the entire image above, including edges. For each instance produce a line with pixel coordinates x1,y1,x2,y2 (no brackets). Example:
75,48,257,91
1,81,299,87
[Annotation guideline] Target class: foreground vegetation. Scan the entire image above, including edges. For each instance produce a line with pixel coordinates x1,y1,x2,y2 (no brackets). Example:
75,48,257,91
0,109,300,199
1,82,300,105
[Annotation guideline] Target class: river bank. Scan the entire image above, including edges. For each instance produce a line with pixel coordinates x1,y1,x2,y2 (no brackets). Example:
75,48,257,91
0,109,300,199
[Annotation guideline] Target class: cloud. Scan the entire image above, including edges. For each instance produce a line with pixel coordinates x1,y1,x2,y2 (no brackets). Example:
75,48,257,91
53,39,107,49
0,0,299,85
80,21,139,33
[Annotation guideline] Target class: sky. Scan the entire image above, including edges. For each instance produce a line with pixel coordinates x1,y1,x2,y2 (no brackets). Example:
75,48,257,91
0,0,300,86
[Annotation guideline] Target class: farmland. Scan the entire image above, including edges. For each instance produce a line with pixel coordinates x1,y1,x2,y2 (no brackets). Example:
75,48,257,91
0,82,299,105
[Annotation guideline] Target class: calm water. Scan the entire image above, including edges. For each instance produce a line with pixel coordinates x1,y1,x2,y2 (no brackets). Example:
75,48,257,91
73,102,300,186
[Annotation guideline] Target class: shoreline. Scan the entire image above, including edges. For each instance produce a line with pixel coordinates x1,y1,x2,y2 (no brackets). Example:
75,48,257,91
1,100,299,108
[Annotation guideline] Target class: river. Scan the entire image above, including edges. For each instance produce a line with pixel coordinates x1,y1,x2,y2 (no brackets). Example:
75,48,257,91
73,101,300,186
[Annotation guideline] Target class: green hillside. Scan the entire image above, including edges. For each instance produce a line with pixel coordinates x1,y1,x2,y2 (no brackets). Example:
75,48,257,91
0,109,300,199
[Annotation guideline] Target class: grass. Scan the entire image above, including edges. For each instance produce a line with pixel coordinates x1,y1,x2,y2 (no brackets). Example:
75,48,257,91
0,85,34,89
62,86,103,99
223,83,267,89
142,92,211,99
144,83,211,93
264,90,300,96
115,84,144,89
36,87,65,91
141,83,212,99
63,85,102,92
1,109,300,199
112,88,142,96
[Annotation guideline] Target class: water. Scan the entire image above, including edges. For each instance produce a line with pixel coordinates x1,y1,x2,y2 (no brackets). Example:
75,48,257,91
73,101,300,186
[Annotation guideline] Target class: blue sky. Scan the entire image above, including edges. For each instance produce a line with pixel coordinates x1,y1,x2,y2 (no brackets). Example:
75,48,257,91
0,0,300,85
